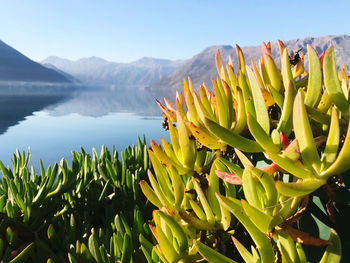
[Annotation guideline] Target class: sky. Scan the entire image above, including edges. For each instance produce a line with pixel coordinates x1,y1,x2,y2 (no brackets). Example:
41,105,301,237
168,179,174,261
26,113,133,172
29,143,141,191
0,0,349,63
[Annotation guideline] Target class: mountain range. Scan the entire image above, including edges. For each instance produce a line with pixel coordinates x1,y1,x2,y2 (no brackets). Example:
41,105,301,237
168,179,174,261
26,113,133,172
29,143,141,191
42,56,185,86
42,34,350,90
1,35,350,89
0,40,71,83
156,35,350,90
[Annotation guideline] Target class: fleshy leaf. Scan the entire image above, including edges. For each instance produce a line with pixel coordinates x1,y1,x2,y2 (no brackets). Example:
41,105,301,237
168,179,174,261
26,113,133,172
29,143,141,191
276,179,324,197
216,193,275,263
204,117,263,152
195,240,238,263
277,81,295,136
247,113,280,153
241,199,274,233
177,111,196,169
321,119,350,177
305,45,322,108
232,236,257,263
215,170,242,185
319,229,342,263
323,46,349,113
267,151,313,179
280,48,295,91
320,107,339,171
262,42,282,92
284,225,331,246
140,181,162,208
293,90,321,174
246,66,270,134
190,123,224,149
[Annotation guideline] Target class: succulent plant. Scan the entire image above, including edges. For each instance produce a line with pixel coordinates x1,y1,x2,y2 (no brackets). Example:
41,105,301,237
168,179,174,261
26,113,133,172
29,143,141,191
142,41,350,262
0,137,155,262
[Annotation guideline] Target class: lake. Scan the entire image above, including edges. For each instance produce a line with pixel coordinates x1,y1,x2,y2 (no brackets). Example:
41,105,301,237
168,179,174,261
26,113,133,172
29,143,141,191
0,85,172,169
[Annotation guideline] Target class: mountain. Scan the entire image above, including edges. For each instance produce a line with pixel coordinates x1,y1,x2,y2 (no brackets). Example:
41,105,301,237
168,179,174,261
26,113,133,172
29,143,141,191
41,63,80,83
0,40,71,83
156,35,350,90
42,56,186,86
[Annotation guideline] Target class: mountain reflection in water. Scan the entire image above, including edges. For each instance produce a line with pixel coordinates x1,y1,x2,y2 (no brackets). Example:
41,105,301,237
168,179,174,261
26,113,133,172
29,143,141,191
0,85,172,168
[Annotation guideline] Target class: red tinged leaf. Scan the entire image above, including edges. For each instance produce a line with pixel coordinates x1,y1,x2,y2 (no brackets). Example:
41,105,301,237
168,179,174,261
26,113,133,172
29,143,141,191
262,42,272,54
163,206,176,217
284,225,331,246
149,224,158,241
266,42,271,52
277,40,286,57
262,163,279,175
262,42,272,58
280,132,290,150
215,170,243,185
285,195,309,224
156,99,177,121
323,184,336,223
319,51,326,66
163,97,176,111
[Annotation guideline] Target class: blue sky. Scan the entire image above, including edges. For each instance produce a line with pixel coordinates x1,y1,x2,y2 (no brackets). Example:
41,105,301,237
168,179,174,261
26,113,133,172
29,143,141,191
0,0,349,63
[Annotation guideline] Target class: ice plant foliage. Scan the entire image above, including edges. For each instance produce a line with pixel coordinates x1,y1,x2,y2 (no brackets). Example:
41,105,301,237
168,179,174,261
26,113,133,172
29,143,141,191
142,42,349,262
0,138,156,262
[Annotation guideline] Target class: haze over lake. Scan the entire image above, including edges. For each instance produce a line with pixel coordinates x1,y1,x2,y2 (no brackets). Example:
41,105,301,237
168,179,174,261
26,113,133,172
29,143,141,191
0,85,171,168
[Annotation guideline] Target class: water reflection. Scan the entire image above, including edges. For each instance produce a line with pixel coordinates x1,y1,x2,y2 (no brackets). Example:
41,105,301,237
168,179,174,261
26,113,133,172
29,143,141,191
0,94,67,134
0,85,175,135
46,86,173,117
0,85,173,167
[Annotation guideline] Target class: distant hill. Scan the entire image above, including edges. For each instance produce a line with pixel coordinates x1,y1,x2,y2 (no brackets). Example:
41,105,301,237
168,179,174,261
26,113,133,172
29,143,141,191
0,40,71,83
42,56,186,86
156,35,350,90
41,63,80,83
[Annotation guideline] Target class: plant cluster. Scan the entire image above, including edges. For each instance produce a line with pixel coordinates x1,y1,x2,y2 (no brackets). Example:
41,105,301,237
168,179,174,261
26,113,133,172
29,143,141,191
0,137,154,262
142,41,350,262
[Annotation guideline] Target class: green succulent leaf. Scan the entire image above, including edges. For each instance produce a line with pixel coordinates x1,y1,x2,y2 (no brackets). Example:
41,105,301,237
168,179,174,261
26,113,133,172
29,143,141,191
281,48,296,91
156,211,188,256
293,90,321,174
305,45,322,108
177,111,196,169
232,236,258,263
277,231,301,263
232,87,247,134
241,199,274,233
246,66,270,134
275,179,324,197
242,168,263,209
323,46,349,114
193,179,215,224
320,107,340,171
205,117,262,152
190,123,224,149
266,151,313,179
321,119,350,177
277,80,295,136
216,193,275,263
247,113,280,153
319,229,341,263
296,243,307,263
195,240,238,263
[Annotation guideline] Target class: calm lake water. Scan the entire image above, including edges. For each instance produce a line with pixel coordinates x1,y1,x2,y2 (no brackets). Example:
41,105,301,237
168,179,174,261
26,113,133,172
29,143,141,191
0,85,172,168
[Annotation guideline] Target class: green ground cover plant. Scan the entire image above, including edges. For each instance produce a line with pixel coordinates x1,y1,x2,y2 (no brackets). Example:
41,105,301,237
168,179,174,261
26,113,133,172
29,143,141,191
0,137,154,262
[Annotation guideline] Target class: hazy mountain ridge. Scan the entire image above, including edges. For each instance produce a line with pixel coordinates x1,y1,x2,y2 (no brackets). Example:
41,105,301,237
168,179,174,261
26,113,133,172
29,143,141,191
42,56,186,86
2,35,348,89
0,40,71,83
41,63,80,83
156,35,350,90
